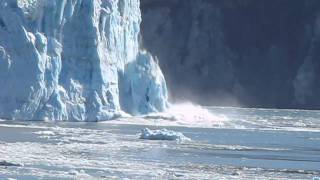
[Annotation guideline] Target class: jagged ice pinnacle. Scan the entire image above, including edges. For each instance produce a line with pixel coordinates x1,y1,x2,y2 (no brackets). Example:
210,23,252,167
0,0,168,121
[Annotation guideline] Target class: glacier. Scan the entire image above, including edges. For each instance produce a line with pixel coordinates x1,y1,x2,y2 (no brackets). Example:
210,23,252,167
0,0,168,121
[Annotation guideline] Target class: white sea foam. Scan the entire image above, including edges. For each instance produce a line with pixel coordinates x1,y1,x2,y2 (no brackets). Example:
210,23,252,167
105,103,228,128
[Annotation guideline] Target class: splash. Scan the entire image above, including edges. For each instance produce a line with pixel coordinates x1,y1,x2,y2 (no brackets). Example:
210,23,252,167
147,103,227,127
105,103,228,128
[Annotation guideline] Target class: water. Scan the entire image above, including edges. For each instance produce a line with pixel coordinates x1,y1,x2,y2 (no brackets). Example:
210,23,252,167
0,107,320,179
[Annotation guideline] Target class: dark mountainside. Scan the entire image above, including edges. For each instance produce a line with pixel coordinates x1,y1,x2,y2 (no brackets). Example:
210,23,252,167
140,0,320,109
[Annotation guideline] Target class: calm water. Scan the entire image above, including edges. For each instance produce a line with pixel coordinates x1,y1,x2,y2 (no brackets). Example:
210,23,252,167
0,107,320,179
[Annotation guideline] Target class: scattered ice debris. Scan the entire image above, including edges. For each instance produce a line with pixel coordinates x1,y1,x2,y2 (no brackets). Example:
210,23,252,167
0,161,21,167
139,128,191,142
68,169,79,175
33,130,55,135
67,169,91,178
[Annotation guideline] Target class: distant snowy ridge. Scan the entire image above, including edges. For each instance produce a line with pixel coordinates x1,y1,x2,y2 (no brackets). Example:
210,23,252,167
0,0,168,121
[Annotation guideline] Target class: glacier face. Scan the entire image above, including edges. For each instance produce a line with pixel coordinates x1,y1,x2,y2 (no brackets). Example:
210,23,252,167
0,0,168,121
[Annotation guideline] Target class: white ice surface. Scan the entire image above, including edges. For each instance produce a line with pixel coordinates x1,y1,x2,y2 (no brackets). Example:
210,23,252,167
0,0,168,121
139,128,191,142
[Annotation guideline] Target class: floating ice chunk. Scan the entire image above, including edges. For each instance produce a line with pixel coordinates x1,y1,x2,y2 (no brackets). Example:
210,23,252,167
67,169,91,178
139,128,190,142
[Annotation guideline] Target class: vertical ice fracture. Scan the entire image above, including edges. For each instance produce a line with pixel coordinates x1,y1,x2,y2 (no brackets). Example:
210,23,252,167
0,0,168,121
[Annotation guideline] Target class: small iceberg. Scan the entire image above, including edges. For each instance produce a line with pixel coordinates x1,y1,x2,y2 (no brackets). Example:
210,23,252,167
139,128,191,142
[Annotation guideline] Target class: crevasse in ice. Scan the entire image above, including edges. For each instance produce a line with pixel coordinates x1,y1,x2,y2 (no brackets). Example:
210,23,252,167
0,0,168,121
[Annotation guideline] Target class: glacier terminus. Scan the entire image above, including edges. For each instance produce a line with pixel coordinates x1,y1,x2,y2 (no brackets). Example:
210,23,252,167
0,0,168,121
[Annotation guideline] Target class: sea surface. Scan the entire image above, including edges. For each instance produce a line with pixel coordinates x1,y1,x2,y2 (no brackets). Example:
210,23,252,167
0,106,320,179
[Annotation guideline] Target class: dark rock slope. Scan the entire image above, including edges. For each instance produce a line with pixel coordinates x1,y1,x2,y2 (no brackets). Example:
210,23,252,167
140,0,320,109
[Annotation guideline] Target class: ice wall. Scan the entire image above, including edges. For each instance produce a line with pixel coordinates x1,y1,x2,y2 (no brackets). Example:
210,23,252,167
0,0,168,121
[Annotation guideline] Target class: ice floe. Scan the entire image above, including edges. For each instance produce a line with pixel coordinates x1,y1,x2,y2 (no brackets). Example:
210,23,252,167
139,128,191,142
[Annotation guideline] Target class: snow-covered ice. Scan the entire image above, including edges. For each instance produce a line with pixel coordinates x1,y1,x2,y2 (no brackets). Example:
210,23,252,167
0,0,168,121
139,128,191,142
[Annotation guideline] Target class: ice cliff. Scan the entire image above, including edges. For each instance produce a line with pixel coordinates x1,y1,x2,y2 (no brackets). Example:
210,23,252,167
0,0,168,121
